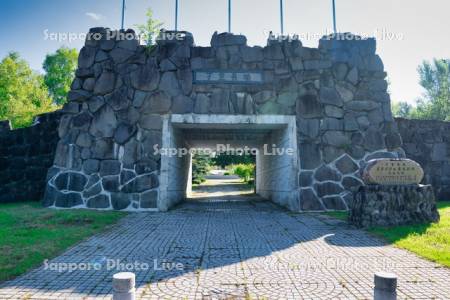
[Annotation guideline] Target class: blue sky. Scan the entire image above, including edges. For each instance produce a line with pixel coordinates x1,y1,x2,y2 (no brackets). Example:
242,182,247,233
0,0,449,104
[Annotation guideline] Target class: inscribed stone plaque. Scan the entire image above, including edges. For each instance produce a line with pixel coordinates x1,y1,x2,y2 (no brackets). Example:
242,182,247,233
193,70,264,84
362,158,424,185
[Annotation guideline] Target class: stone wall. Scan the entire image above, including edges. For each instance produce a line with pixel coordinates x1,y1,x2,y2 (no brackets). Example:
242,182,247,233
350,184,439,228
0,112,61,203
396,118,450,200
43,28,402,211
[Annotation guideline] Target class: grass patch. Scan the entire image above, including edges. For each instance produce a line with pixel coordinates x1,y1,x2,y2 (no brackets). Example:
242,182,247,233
323,211,348,221
369,201,450,267
322,202,450,267
0,202,125,282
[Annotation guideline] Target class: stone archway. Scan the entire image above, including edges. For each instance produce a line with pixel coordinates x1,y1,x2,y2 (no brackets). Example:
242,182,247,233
43,28,403,212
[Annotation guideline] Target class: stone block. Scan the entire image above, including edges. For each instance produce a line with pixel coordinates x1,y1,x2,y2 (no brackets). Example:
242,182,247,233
300,188,324,211
299,171,313,187
130,62,160,91
55,192,83,208
319,87,343,106
322,196,347,210
431,143,447,161
94,72,116,95
100,160,121,176
114,124,136,145
296,94,322,118
335,155,358,174
314,182,344,197
299,143,321,169
141,190,158,208
87,194,110,209
111,193,132,210
121,174,158,193
350,185,439,228
314,165,342,182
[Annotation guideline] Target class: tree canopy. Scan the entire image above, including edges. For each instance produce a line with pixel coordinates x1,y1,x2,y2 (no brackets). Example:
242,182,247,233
415,59,450,120
43,47,78,105
392,59,450,121
0,52,55,128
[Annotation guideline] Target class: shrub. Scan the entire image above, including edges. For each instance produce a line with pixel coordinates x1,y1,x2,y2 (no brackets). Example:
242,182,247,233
232,163,255,183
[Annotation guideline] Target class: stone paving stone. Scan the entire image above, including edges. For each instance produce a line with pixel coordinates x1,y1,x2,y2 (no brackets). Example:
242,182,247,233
1,198,450,299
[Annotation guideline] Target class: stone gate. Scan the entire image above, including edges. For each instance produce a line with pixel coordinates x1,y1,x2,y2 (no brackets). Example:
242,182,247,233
42,28,404,211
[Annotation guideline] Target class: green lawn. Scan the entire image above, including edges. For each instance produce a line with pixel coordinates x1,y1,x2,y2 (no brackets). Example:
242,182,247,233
369,201,450,267
323,211,348,221
324,202,450,267
0,202,125,282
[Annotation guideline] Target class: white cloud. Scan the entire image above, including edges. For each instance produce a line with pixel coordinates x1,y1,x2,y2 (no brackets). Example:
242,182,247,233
85,12,104,21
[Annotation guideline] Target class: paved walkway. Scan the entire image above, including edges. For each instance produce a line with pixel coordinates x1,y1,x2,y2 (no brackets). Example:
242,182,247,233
1,181,449,299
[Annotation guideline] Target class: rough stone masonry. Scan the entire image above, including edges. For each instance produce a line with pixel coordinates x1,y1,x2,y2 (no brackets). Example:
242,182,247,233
42,27,407,211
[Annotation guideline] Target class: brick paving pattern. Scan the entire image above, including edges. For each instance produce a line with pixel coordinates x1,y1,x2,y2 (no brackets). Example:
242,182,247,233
1,198,449,299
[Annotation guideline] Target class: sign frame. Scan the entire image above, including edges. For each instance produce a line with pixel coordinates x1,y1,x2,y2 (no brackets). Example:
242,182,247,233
193,69,265,85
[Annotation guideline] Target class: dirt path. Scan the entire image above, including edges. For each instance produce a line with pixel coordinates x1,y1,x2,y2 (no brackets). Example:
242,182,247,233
189,174,255,201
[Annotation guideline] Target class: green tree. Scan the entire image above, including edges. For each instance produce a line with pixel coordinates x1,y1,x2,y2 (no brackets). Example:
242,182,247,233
212,154,255,168
391,101,413,118
43,47,78,105
192,154,211,185
0,52,54,128
232,163,255,183
414,59,450,120
135,8,163,45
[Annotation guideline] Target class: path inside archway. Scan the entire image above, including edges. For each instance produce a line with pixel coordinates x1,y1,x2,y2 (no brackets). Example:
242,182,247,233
189,171,255,201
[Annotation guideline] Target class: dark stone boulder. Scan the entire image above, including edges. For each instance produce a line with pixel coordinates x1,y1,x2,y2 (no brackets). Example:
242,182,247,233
342,176,363,191
322,146,345,164
83,182,102,198
171,95,194,113
194,94,210,114
314,165,342,182
94,72,116,95
55,192,83,208
135,160,158,175
130,62,160,91
300,188,324,211
314,182,344,197
68,173,87,191
299,143,321,170
299,171,313,187
54,172,69,190
319,87,343,107
363,127,385,151
296,94,322,118
335,155,359,174
78,46,96,69
120,170,136,185
141,190,158,208
86,194,110,209
111,193,132,210
102,176,120,192
72,111,92,128
385,132,403,150
114,123,136,145
100,160,121,176
121,173,158,193
89,105,118,138
350,185,439,228
42,184,58,207
104,87,130,111
322,196,347,210
142,92,171,114
139,114,162,130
